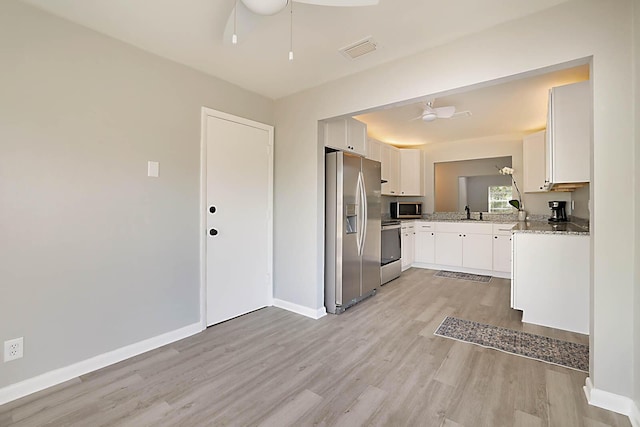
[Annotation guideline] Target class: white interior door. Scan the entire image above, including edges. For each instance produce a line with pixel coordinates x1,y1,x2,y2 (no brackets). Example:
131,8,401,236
204,109,273,327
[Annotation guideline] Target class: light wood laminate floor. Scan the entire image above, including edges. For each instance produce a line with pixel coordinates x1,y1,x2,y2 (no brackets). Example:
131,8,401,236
0,268,631,426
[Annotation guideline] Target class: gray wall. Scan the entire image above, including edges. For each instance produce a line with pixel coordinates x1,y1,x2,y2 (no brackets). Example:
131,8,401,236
466,175,513,212
0,1,273,389
274,0,636,404
423,136,573,216
434,156,512,212
570,184,590,219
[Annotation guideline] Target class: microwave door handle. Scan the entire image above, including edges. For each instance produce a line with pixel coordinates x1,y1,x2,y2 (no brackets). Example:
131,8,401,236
360,172,367,256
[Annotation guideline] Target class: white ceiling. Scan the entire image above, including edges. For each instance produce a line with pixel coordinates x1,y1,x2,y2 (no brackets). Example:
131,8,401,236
354,64,589,146
21,0,570,100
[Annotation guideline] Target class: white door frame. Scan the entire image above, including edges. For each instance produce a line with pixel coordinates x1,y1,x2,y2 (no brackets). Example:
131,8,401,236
199,107,274,330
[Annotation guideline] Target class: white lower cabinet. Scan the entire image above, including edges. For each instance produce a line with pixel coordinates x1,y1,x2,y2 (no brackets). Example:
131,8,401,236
492,223,517,273
492,235,512,273
401,223,415,271
434,232,462,267
434,222,493,270
512,232,589,334
414,222,435,264
411,221,514,278
462,233,493,270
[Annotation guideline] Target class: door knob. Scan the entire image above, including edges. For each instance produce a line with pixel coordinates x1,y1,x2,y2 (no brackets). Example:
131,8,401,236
209,229,218,236
209,206,216,214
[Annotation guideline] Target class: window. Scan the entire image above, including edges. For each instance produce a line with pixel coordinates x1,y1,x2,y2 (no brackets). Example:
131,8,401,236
488,186,513,213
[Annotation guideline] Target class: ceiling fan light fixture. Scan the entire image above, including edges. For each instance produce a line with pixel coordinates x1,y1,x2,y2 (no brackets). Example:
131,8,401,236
422,112,437,122
241,0,289,16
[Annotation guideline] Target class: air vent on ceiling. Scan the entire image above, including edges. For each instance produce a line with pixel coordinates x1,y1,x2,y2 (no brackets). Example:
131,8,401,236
339,37,377,60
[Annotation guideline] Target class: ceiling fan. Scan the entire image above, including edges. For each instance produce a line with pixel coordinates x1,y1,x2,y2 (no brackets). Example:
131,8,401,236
224,0,379,45
411,101,472,122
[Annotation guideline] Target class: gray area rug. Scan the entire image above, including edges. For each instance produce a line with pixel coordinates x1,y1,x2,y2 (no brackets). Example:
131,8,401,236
434,270,491,283
434,316,589,372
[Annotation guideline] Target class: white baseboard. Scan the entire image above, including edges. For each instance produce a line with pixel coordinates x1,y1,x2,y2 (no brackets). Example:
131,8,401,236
0,322,202,406
273,298,327,320
584,377,638,426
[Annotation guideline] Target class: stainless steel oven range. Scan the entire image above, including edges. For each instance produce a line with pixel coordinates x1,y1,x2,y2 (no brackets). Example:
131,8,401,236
381,220,402,285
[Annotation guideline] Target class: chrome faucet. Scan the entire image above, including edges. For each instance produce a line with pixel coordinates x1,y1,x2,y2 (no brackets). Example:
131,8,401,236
465,205,470,219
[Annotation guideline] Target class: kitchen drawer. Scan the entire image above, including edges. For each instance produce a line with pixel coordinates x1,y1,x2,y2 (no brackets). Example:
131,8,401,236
435,222,493,234
415,222,435,230
492,223,516,236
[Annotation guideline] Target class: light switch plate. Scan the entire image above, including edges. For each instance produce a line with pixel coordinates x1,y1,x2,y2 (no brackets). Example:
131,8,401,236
147,161,159,177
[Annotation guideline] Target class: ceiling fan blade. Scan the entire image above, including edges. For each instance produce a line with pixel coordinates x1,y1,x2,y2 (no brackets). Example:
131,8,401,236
223,1,264,44
294,0,379,6
434,106,456,119
450,110,473,119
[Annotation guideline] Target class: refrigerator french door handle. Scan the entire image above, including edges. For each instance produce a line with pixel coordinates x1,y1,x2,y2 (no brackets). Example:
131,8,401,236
360,171,368,257
355,172,363,257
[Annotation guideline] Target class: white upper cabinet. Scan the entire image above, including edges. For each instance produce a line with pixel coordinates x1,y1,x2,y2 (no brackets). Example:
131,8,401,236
367,138,382,162
523,130,547,193
545,81,590,188
321,117,367,157
399,149,423,196
381,144,400,195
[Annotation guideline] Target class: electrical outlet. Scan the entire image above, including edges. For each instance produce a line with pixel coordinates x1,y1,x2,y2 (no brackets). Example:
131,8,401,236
4,337,23,362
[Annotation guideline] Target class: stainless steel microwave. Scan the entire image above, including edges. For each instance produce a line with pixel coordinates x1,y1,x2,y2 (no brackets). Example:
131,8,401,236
390,202,422,219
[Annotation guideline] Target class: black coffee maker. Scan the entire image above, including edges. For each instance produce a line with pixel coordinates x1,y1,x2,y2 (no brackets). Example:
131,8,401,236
548,201,568,222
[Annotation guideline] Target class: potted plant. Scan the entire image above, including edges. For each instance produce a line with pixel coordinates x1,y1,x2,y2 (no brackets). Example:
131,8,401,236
498,166,526,221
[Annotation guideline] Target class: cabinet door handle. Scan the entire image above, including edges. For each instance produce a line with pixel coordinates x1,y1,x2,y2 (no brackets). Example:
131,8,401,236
209,229,218,236
494,236,498,239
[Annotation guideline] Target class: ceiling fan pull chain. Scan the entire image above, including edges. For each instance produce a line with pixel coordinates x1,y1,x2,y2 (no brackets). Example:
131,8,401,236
289,0,294,61
232,0,238,44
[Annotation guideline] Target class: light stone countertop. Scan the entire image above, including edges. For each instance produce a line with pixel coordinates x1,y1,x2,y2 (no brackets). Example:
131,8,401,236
397,216,589,235
511,221,589,235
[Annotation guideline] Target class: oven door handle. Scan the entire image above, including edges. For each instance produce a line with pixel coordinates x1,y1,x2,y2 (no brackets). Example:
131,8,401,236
382,224,401,230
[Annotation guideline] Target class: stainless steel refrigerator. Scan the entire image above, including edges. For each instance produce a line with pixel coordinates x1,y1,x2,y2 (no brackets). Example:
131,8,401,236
325,151,381,314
